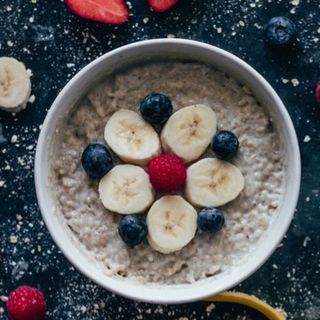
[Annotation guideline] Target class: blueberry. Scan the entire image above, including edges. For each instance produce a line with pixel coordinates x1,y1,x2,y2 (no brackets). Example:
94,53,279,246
118,215,148,247
211,130,239,160
140,93,173,125
81,144,113,179
197,207,225,234
265,16,297,46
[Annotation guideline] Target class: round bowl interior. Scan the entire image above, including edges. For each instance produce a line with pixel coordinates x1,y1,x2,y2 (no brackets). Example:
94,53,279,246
35,39,301,304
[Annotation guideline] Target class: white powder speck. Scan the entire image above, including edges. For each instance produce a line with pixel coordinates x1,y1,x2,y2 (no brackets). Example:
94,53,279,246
167,34,176,38
281,78,290,84
0,296,7,302
273,264,278,269
303,135,311,142
239,20,245,27
217,27,222,33
0,307,3,314
0,181,5,187
7,40,14,47
306,196,310,202
143,17,149,24
29,16,34,23
66,63,75,68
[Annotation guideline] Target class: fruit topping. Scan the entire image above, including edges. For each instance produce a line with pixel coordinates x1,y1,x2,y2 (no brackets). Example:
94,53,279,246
197,207,225,234
81,143,114,179
148,154,187,192
118,214,148,247
211,130,239,160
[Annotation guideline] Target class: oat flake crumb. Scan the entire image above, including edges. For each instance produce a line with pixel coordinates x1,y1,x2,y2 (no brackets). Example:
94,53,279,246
281,78,290,84
290,0,300,5
0,296,8,302
303,135,311,143
291,78,300,87
11,135,18,143
206,303,216,314
9,235,18,243
143,17,149,24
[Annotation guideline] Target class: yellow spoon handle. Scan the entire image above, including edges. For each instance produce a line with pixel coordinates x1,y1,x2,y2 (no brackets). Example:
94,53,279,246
206,292,286,320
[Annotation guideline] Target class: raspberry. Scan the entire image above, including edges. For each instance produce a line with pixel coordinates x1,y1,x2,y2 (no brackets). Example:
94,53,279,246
148,154,186,192
7,286,47,320
316,82,320,106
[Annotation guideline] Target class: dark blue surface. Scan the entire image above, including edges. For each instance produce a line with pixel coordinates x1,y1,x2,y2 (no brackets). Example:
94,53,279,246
0,0,319,318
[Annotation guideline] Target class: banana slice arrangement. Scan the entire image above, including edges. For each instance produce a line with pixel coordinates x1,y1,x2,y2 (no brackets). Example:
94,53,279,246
81,95,245,254
0,57,31,112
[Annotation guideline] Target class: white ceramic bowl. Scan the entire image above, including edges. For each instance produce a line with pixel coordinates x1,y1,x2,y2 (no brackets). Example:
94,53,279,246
35,39,301,304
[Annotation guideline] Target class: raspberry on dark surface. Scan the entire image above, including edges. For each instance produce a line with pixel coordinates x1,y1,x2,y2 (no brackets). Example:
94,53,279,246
316,82,320,106
148,154,187,192
7,286,47,320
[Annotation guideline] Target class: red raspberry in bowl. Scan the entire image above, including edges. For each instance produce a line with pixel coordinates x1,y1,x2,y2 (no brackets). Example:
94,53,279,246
148,154,187,192
7,286,47,320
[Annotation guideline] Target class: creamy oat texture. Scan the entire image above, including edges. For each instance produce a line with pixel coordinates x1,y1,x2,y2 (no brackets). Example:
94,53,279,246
51,62,285,284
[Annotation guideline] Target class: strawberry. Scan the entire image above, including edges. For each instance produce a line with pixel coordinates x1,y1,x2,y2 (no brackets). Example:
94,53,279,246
7,286,47,320
148,0,178,13
148,154,186,192
65,0,129,25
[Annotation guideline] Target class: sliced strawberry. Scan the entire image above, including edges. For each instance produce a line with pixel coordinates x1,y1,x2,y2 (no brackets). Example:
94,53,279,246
148,0,178,13
66,0,129,25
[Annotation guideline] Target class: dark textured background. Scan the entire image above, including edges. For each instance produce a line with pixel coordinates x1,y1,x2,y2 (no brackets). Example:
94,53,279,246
0,0,319,319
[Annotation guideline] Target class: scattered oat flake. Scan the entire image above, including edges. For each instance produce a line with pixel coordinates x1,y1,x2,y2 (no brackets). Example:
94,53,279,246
239,20,245,27
0,296,8,302
11,135,18,143
9,235,18,243
143,17,149,24
303,236,311,247
167,34,175,38
303,135,311,143
206,303,216,314
290,0,300,5
291,78,300,87
281,78,290,84
28,94,36,103
7,40,14,47
0,181,5,187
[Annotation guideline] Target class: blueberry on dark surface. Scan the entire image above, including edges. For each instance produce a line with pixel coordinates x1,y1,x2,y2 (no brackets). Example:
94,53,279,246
118,215,148,247
211,130,239,160
140,93,173,125
81,143,113,179
197,207,225,234
265,16,297,46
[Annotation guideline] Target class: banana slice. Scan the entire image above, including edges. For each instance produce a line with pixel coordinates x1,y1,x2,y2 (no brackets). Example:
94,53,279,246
104,109,161,166
0,57,31,112
98,164,154,214
185,158,244,207
146,195,197,254
161,104,217,163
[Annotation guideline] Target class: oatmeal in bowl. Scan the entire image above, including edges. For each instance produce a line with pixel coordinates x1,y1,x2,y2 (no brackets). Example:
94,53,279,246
35,39,300,303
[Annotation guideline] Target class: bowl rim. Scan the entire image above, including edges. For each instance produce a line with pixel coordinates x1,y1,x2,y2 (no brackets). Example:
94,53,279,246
35,38,301,304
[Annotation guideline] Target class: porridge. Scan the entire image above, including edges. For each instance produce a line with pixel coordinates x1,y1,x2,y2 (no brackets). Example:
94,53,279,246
50,61,285,284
